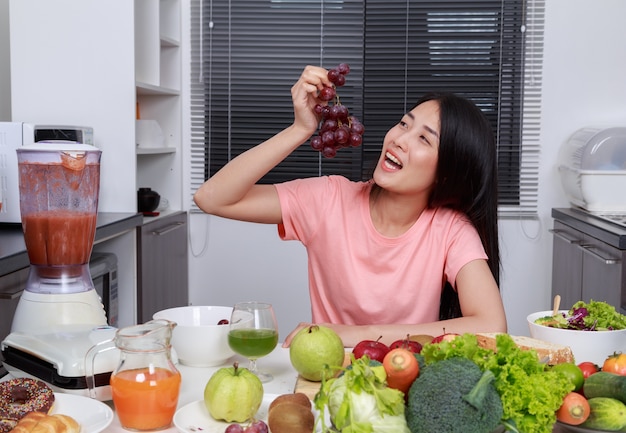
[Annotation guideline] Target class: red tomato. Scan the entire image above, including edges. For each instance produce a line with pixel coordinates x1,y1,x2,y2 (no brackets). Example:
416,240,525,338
602,352,626,376
556,392,591,426
577,361,600,379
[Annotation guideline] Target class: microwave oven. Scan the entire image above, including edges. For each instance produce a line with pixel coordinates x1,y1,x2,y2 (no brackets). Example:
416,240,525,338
90,252,119,328
0,122,95,224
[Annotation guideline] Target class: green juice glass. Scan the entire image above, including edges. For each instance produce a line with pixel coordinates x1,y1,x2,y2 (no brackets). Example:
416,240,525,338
228,302,279,382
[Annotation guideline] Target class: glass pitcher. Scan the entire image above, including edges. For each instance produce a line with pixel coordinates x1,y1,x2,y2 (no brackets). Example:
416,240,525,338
86,319,181,431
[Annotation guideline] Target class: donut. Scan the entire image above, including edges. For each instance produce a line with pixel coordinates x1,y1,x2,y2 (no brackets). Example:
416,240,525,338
0,378,55,430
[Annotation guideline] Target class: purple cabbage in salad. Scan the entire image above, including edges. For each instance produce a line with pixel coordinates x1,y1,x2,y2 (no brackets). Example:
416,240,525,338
535,300,626,331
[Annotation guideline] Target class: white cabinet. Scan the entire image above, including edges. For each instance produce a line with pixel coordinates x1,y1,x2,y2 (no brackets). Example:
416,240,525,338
134,0,183,212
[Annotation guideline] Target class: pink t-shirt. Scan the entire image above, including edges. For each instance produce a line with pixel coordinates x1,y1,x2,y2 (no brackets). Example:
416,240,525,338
275,175,488,325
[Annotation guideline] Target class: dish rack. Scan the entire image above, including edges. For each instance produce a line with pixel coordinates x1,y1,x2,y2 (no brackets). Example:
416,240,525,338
558,127,626,212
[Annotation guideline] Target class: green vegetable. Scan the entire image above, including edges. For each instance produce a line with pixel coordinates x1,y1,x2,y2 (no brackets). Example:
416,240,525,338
314,354,409,433
421,333,572,433
581,397,626,431
584,371,626,404
572,300,626,330
537,300,626,330
405,357,502,433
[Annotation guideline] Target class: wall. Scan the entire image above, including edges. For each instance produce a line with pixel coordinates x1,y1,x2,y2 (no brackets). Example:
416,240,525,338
186,0,626,340
8,0,137,213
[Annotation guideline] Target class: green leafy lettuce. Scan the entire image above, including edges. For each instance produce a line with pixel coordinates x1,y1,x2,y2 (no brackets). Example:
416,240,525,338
571,300,626,330
421,333,573,433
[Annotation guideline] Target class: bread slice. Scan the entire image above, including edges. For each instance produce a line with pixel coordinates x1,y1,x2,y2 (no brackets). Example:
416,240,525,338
476,333,574,365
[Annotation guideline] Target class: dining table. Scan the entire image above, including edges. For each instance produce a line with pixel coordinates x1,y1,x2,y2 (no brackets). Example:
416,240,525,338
0,346,585,433
101,346,575,433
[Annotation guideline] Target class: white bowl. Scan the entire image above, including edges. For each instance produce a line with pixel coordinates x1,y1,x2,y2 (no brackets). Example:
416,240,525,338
527,310,626,365
153,306,235,367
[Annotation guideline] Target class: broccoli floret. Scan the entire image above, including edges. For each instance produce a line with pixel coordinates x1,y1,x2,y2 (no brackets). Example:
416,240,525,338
405,357,503,433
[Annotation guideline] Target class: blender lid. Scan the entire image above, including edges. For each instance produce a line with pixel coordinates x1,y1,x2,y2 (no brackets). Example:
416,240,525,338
18,141,100,152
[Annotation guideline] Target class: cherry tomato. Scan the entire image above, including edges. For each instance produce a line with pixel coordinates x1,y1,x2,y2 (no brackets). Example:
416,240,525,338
556,392,590,425
552,363,585,392
577,361,600,379
602,352,626,376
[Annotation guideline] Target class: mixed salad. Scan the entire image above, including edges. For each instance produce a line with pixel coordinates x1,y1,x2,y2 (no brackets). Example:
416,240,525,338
535,300,626,331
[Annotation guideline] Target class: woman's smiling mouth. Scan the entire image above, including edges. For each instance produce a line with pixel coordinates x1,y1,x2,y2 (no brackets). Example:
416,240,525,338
384,151,403,170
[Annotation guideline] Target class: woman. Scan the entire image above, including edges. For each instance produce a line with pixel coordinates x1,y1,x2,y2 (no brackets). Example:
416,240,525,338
194,65,507,347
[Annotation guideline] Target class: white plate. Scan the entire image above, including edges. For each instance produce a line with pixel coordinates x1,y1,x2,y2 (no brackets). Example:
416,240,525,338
174,393,324,433
50,393,114,433
174,394,278,433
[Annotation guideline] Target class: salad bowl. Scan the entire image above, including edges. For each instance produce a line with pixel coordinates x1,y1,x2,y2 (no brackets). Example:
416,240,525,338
527,309,626,365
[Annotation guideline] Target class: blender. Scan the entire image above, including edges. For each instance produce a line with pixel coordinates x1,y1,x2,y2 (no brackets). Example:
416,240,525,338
1,141,118,400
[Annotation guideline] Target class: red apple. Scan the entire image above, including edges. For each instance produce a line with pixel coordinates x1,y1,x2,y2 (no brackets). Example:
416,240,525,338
389,336,422,354
431,330,460,344
352,336,390,363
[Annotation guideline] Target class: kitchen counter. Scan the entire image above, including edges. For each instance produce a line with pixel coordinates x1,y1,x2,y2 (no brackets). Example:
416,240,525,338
552,208,626,249
0,212,143,277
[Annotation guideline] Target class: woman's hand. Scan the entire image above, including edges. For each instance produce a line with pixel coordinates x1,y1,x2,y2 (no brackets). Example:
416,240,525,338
282,322,310,347
290,65,332,138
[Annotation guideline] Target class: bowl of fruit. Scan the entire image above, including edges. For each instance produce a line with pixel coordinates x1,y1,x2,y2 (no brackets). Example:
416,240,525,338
153,305,235,367
527,300,626,365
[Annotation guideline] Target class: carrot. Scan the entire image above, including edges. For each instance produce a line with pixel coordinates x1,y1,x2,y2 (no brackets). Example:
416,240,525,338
556,391,591,425
382,348,420,395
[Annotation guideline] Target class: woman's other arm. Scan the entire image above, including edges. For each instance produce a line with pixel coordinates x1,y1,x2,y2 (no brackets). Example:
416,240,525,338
193,66,331,224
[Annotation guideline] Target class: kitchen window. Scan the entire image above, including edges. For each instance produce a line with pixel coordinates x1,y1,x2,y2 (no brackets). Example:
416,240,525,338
189,0,544,217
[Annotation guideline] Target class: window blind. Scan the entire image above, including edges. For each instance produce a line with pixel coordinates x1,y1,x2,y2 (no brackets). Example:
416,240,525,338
189,0,544,216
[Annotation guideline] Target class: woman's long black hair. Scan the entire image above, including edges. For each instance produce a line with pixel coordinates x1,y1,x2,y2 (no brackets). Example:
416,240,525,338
418,92,500,320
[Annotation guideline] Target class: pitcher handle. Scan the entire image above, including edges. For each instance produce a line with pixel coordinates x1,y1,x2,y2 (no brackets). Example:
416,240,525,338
84,337,116,399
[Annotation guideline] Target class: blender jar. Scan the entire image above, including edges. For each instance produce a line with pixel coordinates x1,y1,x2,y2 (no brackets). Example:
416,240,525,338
17,142,102,294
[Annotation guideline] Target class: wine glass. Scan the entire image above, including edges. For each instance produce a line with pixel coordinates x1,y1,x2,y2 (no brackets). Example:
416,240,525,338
228,301,279,382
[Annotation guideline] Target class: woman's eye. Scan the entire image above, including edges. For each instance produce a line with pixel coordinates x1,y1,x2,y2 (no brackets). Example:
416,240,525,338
420,135,430,144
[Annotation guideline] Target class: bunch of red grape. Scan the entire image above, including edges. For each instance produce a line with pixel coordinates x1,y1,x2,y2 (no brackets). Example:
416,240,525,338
224,420,268,433
310,63,365,159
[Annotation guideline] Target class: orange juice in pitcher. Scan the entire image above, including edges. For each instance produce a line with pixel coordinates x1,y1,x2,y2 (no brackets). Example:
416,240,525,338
111,366,181,430
86,319,181,431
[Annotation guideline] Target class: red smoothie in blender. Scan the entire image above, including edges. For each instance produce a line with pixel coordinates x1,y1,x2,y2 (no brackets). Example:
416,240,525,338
19,159,100,279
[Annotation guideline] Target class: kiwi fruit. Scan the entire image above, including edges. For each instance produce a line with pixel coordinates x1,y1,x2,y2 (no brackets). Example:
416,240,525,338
267,401,315,433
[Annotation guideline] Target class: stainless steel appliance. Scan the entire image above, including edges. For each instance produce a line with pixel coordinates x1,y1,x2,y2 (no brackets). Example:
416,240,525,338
0,122,94,224
90,252,119,327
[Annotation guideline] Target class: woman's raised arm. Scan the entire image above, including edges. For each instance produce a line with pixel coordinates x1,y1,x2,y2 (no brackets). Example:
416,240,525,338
193,66,332,223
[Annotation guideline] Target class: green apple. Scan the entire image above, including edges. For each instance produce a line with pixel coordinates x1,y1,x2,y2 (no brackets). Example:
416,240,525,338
203,362,263,422
289,325,345,381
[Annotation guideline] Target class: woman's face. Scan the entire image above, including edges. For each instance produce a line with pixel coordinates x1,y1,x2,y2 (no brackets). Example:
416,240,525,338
373,99,441,197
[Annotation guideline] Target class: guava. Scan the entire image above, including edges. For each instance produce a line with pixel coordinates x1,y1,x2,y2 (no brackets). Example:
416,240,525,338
289,325,345,381
203,362,264,422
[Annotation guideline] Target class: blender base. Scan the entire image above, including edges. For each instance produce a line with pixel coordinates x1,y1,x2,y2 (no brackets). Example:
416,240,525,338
11,289,107,333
